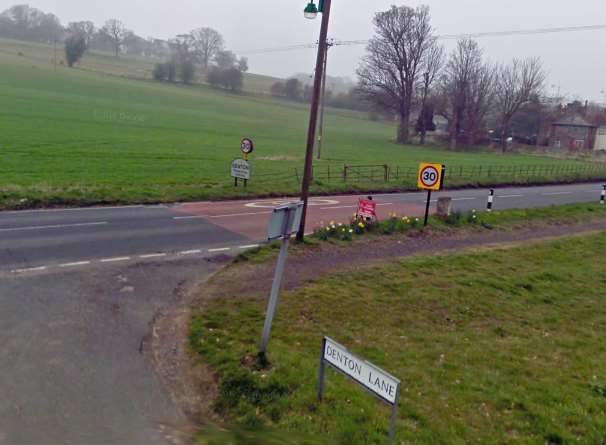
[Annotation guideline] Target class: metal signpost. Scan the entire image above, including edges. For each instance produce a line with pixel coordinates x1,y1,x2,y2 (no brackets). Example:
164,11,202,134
231,159,251,187
318,337,401,444
258,201,304,364
417,163,446,226
232,138,254,187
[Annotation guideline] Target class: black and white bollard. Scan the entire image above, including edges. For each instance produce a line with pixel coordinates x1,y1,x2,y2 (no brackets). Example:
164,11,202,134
601,185,605,205
487,189,495,212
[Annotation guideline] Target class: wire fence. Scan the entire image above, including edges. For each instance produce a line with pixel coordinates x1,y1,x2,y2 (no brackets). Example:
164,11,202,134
286,162,606,188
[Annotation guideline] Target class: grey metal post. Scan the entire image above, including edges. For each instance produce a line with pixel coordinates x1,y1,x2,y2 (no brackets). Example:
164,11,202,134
387,385,401,445
258,208,294,361
317,338,327,401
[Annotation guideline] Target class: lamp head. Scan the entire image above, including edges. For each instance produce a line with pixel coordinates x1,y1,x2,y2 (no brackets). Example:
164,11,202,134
304,1,319,19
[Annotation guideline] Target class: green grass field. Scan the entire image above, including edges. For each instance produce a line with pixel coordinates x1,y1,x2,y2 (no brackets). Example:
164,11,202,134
191,229,606,444
0,39,599,208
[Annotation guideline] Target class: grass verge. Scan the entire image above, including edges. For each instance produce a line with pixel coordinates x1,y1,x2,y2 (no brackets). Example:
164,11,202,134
191,205,606,444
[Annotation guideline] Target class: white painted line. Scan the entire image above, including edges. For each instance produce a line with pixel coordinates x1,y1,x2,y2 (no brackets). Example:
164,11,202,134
543,192,573,196
139,253,167,259
0,221,108,233
59,261,91,268
451,197,478,202
179,249,202,255
239,244,260,249
1,205,148,215
173,216,204,220
209,211,272,219
320,205,356,210
208,247,231,253
499,194,524,198
100,257,131,263
12,266,47,273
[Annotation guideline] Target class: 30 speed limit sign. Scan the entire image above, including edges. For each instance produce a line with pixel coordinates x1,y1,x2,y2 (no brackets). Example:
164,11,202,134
417,163,445,191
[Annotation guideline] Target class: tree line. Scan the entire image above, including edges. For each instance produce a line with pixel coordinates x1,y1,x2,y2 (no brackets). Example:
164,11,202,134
357,5,547,151
269,78,369,113
1,4,246,91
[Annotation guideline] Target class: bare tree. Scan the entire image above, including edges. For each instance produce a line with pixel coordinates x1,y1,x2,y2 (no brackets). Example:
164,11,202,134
357,5,437,144
494,57,546,152
101,19,129,57
464,61,496,145
189,27,224,70
67,21,95,47
417,42,444,144
440,39,486,149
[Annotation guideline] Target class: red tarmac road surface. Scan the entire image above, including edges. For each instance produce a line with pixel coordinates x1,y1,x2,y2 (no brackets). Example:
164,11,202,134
173,195,427,239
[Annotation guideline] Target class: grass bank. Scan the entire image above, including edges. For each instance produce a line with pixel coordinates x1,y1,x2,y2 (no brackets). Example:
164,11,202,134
1,39,602,209
190,205,606,444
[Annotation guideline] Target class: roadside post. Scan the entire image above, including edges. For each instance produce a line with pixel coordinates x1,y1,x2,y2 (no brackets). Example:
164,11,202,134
232,138,254,187
487,189,495,212
258,201,304,365
601,185,605,204
417,163,445,226
318,337,401,444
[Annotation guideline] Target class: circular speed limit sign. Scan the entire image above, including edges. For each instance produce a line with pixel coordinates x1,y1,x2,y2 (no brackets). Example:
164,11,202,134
417,163,444,191
241,138,254,155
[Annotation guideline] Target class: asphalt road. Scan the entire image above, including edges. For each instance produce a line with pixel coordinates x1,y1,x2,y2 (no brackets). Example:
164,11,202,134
0,181,604,445
0,182,604,273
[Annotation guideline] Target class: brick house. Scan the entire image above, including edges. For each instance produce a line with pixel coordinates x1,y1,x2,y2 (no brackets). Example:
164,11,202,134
550,115,606,150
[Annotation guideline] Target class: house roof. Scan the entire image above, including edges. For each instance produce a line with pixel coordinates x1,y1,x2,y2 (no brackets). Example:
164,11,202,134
552,115,597,128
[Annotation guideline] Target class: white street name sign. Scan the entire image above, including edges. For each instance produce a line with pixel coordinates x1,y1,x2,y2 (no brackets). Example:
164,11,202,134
322,337,400,405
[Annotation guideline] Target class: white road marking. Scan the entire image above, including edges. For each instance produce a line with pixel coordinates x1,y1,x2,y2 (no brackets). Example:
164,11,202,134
179,249,202,255
173,216,204,220
12,266,47,273
451,197,478,201
209,247,231,253
59,261,91,268
543,192,573,196
320,203,394,210
239,244,260,249
1,205,151,215
139,253,167,259
320,205,356,210
499,194,524,198
209,211,272,218
0,221,108,233
100,257,131,263
245,199,339,209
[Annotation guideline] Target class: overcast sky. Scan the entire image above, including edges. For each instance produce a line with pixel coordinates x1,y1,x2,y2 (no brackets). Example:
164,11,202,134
3,0,606,102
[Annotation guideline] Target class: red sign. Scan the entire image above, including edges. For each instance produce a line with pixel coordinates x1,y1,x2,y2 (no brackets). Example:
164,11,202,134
357,199,377,220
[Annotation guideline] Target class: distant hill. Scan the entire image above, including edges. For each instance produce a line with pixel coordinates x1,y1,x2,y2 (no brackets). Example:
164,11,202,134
0,38,283,95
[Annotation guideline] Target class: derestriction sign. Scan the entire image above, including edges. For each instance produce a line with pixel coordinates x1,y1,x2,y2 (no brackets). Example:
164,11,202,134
321,337,400,404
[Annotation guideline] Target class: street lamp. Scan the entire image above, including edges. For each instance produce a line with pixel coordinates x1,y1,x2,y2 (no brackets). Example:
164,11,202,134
304,1,319,19
297,0,332,241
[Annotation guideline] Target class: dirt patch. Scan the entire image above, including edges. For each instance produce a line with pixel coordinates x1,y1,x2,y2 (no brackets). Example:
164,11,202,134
256,155,300,161
200,218,606,302
151,218,606,423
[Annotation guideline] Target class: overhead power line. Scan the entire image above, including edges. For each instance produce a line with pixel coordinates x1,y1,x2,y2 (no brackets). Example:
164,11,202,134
235,24,606,55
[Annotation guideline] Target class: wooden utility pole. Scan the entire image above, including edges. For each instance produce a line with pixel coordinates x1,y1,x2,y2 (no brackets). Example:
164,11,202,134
297,0,332,241
316,39,334,160
419,71,430,145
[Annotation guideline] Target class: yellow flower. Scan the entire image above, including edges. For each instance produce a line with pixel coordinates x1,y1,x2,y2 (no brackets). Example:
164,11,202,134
358,222,365,229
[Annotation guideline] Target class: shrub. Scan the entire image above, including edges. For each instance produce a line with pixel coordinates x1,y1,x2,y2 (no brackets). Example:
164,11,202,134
64,34,87,67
